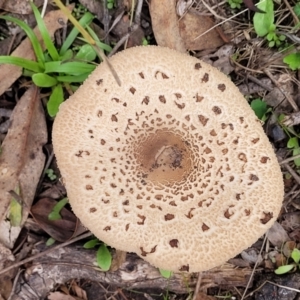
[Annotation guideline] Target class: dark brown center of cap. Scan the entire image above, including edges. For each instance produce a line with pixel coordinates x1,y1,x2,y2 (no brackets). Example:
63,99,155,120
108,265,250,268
134,130,192,185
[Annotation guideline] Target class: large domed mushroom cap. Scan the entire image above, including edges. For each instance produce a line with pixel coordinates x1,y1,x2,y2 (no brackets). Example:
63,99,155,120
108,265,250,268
52,46,284,273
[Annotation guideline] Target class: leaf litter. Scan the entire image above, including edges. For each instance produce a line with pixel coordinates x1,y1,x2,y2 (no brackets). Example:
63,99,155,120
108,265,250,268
0,0,300,299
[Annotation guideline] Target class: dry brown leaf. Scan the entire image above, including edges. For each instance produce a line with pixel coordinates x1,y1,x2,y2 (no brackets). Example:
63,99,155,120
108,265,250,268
0,7,71,96
31,198,84,242
0,0,44,14
71,281,87,300
48,292,77,300
268,221,290,248
0,86,47,248
179,12,224,51
110,250,127,272
149,0,186,52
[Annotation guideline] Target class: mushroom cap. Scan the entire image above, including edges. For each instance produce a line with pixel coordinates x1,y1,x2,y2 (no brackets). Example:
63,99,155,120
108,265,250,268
52,46,284,273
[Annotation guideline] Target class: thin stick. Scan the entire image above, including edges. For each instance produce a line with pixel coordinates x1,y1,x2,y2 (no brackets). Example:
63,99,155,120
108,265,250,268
264,69,299,112
0,232,92,276
192,272,203,300
241,233,268,300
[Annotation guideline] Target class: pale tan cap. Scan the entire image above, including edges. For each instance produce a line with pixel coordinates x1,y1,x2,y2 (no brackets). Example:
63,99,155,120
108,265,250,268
52,46,284,272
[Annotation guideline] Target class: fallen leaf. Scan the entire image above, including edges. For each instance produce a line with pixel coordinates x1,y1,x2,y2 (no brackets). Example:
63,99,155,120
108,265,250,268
0,0,43,14
0,7,71,96
110,250,127,272
0,86,47,248
31,198,85,242
48,292,76,300
268,221,290,248
149,0,186,52
179,12,224,51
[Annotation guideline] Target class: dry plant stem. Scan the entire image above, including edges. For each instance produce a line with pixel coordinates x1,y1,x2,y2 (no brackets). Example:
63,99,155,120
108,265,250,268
241,233,268,300
283,163,300,186
0,232,92,276
264,69,299,112
231,60,264,74
193,6,247,41
108,24,139,57
134,0,143,24
192,272,203,300
246,74,273,92
279,153,300,165
201,0,227,20
282,0,300,25
245,280,300,299
7,269,24,300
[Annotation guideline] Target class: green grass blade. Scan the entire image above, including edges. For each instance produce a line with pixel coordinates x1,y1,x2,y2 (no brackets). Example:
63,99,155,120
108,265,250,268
32,73,58,87
0,56,43,72
47,84,64,117
86,26,112,52
44,61,96,74
31,2,59,61
59,12,95,56
56,73,90,83
0,16,44,64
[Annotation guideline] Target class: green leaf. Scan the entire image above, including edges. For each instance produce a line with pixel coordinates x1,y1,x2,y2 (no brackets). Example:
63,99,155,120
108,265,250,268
0,56,43,73
44,61,96,75
293,147,300,166
96,244,112,271
294,3,300,18
46,237,56,246
287,137,299,149
9,186,22,227
86,26,113,52
47,84,64,117
253,0,274,37
83,239,99,249
48,197,69,221
0,15,44,64
75,44,97,61
250,99,268,120
56,72,90,83
291,248,300,264
159,269,173,278
283,53,300,70
59,12,94,56
274,264,295,274
32,73,58,87
31,2,59,61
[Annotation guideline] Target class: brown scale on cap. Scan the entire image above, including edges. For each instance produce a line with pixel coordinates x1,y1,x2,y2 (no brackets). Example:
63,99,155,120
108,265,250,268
52,46,283,273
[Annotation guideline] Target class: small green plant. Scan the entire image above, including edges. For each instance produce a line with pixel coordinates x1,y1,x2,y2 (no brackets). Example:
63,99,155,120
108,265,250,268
275,248,300,274
159,268,173,278
45,168,57,180
227,0,243,9
283,52,300,70
253,0,285,48
48,197,69,220
278,114,300,166
84,238,112,271
0,3,111,117
107,0,115,10
250,98,271,122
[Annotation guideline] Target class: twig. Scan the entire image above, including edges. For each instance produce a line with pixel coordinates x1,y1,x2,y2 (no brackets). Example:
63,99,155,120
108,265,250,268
241,233,268,300
0,232,92,276
244,280,300,299
282,163,300,186
246,74,273,92
279,153,300,165
282,0,300,26
108,24,139,57
192,272,203,300
264,69,299,112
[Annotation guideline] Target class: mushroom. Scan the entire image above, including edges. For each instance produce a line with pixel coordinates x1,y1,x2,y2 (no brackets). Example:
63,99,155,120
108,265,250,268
52,46,284,273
